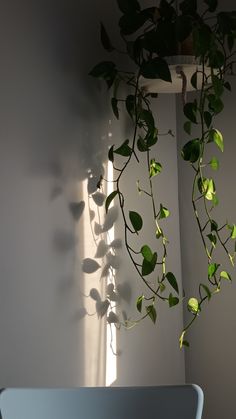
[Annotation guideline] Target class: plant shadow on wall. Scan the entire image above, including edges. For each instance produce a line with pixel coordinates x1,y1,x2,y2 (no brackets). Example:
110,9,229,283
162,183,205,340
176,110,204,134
81,176,132,354
86,0,236,348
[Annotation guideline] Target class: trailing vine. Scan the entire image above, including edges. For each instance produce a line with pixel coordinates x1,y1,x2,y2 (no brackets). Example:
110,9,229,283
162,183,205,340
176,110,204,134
89,0,236,347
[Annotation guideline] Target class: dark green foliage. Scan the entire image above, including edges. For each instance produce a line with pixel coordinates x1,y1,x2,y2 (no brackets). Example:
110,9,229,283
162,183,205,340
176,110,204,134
111,98,119,119
179,0,197,15
183,102,197,124
141,245,153,262
119,9,151,35
169,293,179,307
126,95,136,119
117,0,140,14
89,0,236,347
105,191,118,213
146,305,157,323
114,140,132,156
89,61,117,88
142,252,157,276
204,0,218,13
100,23,114,52
129,211,143,232
182,139,200,163
141,57,171,82
136,295,144,312
166,272,179,294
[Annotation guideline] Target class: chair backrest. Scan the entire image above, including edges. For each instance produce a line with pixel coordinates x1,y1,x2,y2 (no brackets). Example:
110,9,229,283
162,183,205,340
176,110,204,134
0,385,204,419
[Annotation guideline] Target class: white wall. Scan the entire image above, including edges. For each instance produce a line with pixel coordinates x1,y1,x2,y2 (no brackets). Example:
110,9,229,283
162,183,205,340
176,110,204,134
176,75,236,419
0,0,112,386
0,0,184,387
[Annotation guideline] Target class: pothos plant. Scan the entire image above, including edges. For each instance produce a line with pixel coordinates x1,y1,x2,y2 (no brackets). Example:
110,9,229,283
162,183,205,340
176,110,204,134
89,0,236,347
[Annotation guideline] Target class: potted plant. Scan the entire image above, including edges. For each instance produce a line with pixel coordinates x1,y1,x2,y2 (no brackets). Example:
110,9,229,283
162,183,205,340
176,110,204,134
88,0,236,347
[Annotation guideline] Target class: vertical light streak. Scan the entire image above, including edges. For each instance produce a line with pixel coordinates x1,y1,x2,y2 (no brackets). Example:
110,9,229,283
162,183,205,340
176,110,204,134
105,150,117,386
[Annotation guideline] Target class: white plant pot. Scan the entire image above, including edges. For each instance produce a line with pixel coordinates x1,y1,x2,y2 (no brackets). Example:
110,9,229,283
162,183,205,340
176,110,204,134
139,55,213,94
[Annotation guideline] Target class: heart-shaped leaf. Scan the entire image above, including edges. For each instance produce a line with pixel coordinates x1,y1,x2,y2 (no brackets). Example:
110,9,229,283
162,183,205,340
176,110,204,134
129,211,143,232
166,272,179,294
105,190,118,213
146,305,157,323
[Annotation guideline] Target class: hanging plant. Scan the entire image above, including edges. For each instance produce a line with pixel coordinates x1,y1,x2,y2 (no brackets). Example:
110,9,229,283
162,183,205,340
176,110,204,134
88,0,236,347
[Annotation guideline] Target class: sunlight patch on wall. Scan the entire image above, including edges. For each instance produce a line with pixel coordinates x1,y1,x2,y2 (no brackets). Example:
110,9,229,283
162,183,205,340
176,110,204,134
82,176,106,386
81,122,117,386
105,158,117,387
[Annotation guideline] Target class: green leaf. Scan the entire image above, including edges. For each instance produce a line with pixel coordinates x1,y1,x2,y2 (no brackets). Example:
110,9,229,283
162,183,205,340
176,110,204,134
159,204,170,219
141,57,172,82
212,75,224,97
142,252,157,276
180,0,197,15
100,23,114,52
176,15,193,42
126,95,135,119
146,128,158,147
207,233,217,248
208,94,224,114
208,50,225,69
150,159,162,178
129,211,143,232
204,111,212,128
179,331,188,349
159,283,166,293
168,293,179,307
224,81,231,91
105,190,118,213
205,179,215,200
108,145,114,162
217,11,236,36
137,136,149,152
209,128,224,152
155,226,163,239
190,71,198,89
211,220,218,232
141,245,153,262
204,0,217,12
181,139,200,163
200,283,212,300
210,157,219,171
140,109,155,130
212,194,219,207
146,305,157,324
184,121,191,135
220,271,232,281
114,139,132,156
230,224,236,239
198,178,215,200
89,61,115,78
187,297,199,314
111,97,119,119
193,24,212,56
119,10,149,35
117,0,140,14
136,295,144,312
183,102,197,123
208,263,220,279
166,272,179,294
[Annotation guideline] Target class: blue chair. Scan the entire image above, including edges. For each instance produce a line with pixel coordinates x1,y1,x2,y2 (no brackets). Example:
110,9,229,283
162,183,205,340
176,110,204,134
0,385,203,419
